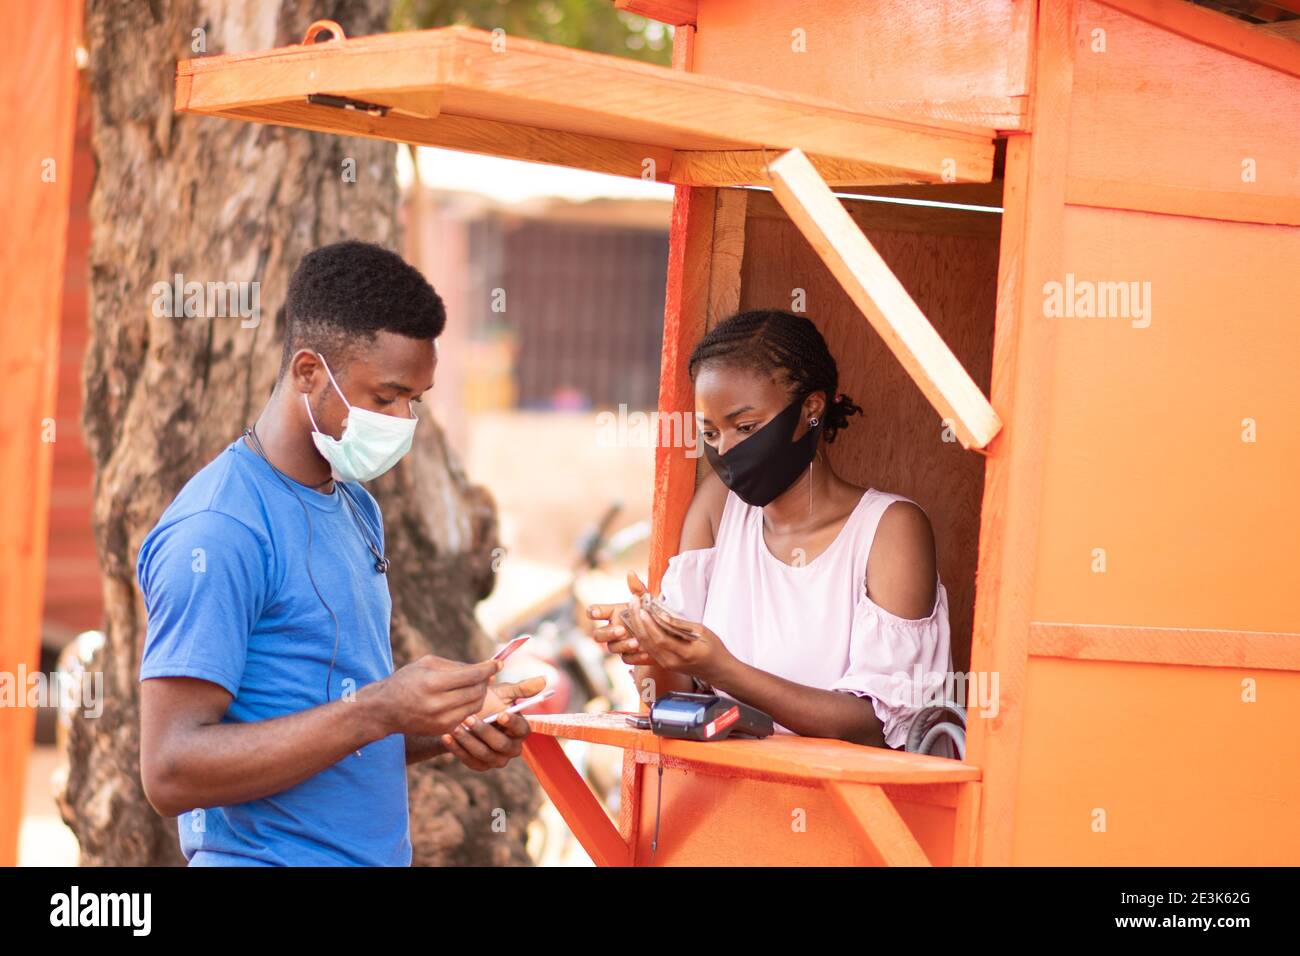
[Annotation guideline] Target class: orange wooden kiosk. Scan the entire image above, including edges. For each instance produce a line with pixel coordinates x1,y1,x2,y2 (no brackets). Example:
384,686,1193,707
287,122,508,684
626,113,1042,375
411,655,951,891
6,0,1299,866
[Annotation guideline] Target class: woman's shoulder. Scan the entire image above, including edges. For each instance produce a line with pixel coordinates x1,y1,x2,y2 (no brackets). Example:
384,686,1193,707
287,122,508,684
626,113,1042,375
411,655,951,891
679,469,731,551
837,485,931,545
872,494,934,546
859,489,938,621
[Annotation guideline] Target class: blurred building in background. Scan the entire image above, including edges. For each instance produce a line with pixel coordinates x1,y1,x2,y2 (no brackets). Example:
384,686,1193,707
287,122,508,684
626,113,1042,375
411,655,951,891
404,182,669,456
402,172,668,606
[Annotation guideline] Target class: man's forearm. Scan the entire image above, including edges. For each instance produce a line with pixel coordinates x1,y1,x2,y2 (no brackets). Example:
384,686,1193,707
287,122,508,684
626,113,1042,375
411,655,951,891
709,658,886,747
151,683,392,815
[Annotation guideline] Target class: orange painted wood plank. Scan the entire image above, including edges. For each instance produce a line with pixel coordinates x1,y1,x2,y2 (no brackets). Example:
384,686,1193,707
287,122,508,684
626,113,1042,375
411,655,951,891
1098,0,1300,78
521,734,631,866
1011,658,1300,865
626,762,962,865
672,21,695,71
646,21,705,671
175,26,995,186
221,100,676,182
617,748,643,847
1069,1,1300,221
0,0,83,867
1065,176,1300,227
1029,623,1300,672
526,713,982,785
648,185,714,590
961,0,1078,867
615,0,698,26
669,149,962,188
1030,208,1300,634
629,764,865,864
1006,0,1039,102
692,0,1033,129
952,781,982,866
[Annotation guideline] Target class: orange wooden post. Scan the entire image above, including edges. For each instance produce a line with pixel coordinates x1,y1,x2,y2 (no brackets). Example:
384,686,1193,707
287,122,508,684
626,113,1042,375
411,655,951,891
647,23,705,593
647,184,712,592
959,0,1074,869
0,0,84,866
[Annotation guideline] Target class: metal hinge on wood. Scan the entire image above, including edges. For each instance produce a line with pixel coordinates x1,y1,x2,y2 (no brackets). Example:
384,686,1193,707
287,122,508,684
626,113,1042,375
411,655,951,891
306,93,389,118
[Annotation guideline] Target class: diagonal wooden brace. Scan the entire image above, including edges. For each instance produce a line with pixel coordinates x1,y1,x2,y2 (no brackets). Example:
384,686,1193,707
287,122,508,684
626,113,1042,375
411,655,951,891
522,734,632,866
825,780,933,866
767,148,1003,451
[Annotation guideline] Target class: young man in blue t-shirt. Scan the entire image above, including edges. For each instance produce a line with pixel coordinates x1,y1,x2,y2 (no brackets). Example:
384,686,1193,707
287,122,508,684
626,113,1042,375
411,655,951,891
137,240,543,866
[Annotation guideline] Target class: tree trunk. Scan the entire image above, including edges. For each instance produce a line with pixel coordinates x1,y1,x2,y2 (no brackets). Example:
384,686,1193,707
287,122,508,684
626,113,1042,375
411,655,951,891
57,0,537,866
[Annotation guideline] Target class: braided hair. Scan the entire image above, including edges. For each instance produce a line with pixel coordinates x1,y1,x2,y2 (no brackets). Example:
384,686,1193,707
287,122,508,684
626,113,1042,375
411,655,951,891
687,309,863,443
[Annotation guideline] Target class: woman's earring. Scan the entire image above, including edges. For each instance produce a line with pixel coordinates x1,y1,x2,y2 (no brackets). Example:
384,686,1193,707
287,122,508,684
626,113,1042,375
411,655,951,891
807,419,819,515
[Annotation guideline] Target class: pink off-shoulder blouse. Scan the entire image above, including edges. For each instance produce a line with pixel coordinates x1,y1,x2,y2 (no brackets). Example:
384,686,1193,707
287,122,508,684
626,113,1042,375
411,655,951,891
657,487,953,749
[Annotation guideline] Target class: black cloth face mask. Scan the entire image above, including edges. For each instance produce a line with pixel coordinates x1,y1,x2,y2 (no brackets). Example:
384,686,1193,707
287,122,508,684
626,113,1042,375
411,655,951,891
702,394,822,507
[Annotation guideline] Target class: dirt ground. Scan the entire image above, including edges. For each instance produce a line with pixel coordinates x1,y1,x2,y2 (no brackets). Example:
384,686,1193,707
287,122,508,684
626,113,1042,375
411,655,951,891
19,745,78,866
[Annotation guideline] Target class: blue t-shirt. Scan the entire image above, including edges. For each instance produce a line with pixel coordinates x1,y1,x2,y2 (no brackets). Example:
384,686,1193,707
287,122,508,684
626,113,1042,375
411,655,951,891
137,436,411,866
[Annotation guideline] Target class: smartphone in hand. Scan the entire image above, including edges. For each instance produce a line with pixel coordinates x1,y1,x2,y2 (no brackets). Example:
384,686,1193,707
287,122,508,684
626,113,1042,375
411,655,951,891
483,687,556,724
488,635,531,663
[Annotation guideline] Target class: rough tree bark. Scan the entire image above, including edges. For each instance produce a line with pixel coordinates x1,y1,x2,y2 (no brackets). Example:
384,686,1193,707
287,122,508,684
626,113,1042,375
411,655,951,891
56,0,538,866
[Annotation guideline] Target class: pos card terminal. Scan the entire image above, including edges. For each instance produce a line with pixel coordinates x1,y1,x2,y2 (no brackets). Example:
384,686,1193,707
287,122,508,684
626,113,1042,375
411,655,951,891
629,691,774,741
626,692,774,856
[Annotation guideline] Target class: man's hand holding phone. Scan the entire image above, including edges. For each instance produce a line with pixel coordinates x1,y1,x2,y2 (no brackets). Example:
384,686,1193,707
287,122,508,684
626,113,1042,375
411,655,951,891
365,642,548,771
432,636,548,771
365,655,500,739
440,673,549,772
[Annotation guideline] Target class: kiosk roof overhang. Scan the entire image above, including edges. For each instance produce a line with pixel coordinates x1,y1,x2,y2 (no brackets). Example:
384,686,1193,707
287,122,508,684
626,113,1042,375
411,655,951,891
175,25,996,188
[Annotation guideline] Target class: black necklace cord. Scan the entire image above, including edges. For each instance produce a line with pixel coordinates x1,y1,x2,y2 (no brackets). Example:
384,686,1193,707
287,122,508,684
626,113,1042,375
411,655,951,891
338,482,389,574
242,427,347,724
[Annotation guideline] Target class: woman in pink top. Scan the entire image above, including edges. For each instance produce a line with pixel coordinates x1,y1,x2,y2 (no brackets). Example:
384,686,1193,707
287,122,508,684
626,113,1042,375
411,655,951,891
588,310,951,750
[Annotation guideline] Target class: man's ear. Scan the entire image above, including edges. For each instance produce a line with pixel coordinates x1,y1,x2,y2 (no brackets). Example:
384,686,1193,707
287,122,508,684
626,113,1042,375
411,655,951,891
288,349,323,394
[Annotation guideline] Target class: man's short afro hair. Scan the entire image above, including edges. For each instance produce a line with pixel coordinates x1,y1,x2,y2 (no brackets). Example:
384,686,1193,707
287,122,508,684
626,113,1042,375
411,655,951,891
279,239,445,376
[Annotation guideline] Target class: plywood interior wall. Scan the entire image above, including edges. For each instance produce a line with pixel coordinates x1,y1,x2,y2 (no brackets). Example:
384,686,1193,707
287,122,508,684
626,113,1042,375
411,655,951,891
731,190,1002,674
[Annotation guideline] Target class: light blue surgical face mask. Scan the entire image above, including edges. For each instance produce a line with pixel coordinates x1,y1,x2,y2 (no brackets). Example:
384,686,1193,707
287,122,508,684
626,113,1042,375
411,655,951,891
304,353,417,483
